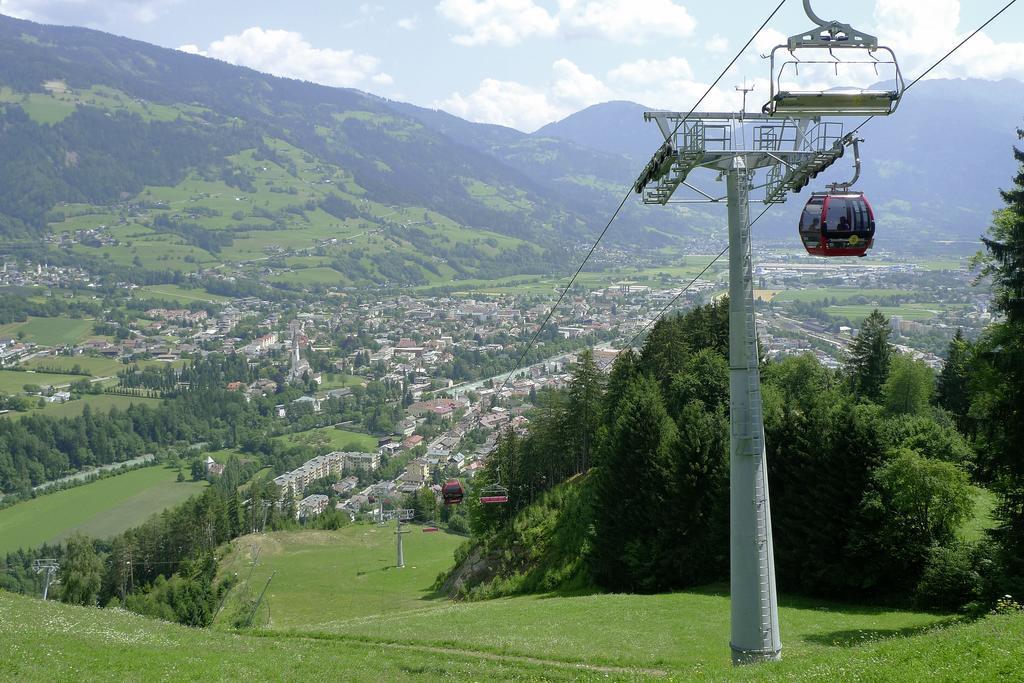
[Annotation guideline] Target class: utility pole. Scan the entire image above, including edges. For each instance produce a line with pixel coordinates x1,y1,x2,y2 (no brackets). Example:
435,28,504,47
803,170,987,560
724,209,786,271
395,508,414,568
32,559,59,600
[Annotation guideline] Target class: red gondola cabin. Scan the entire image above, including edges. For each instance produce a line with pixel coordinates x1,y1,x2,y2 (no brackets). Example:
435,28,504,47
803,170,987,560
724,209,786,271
442,480,464,505
798,192,875,257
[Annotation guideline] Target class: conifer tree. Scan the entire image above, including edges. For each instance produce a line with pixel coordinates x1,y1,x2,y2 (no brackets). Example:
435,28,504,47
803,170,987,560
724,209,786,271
972,123,1024,590
936,329,972,429
846,309,893,401
567,349,604,473
591,375,676,592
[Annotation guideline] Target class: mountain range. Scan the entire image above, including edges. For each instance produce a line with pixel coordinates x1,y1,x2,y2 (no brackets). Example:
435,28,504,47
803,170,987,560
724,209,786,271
0,13,1020,288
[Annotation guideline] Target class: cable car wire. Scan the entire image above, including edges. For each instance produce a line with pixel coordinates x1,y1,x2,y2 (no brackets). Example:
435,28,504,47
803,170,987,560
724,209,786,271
849,0,1018,138
497,0,788,392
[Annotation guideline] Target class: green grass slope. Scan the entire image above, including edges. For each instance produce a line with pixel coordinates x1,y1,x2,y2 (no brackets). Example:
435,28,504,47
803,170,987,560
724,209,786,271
2,574,1022,680
0,465,206,553
209,524,1010,680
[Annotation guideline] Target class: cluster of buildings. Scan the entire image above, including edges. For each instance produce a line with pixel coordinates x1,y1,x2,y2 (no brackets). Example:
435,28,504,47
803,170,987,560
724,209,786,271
272,450,380,500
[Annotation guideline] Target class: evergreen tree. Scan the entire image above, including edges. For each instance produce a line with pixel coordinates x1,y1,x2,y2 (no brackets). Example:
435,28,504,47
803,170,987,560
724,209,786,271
566,349,604,474
971,123,1024,592
936,329,972,430
591,375,677,592
846,309,894,402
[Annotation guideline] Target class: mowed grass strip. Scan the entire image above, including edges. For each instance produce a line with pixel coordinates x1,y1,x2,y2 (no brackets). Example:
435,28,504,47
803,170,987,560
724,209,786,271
217,527,464,630
0,465,206,553
0,316,96,346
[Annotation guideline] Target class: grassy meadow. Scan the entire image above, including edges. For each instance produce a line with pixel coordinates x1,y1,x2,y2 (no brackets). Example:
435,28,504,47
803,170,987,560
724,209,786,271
0,369,78,393
0,465,206,554
206,525,1020,679
275,425,379,453
216,527,464,630
0,316,96,346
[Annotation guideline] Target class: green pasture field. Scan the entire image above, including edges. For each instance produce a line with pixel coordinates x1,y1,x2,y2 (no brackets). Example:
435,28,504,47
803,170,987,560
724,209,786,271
216,527,464,630
772,288,902,304
3,395,163,420
823,304,953,321
275,426,378,454
20,355,123,377
0,370,77,393
319,373,366,390
3,588,1020,681
208,525,1014,680
270,267,350,287
0,316,95,346
2,522,1022,680
135,284,230,304
0,465,206,554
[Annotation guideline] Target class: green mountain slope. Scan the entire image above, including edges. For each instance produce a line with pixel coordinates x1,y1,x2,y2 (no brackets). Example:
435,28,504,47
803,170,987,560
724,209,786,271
0,14,599,287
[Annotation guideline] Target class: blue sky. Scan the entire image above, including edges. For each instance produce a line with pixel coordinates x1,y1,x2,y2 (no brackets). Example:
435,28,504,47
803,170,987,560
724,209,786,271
1,0,1022,131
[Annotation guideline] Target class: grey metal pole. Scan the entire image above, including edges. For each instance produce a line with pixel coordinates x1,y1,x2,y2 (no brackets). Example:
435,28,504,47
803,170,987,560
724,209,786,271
727,156,782,665
396,516,405,568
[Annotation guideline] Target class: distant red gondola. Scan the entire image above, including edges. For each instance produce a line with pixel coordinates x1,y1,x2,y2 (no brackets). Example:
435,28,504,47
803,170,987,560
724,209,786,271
798,191,875,257
441,480,464,505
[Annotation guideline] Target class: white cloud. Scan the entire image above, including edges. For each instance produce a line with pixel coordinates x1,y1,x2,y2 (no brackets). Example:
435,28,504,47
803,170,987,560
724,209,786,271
872,0,1024,81
559,0,696,43
435,0,695,46
436,55,752,131
396,16,419,30
0,0,178,26
435,58,608,131
608,57,694,86
436,0,558,46
705,34,729,53
179,28,393,90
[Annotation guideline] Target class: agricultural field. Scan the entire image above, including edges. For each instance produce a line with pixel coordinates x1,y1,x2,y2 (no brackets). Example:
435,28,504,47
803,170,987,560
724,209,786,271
135,284,230,304
772,288,903,304
823,303,963,322
3,395,162,420
0,316,96,346
275,426,379,454
319,372,366,390
20,355,123,377
0,370,77,394
0,465,206,554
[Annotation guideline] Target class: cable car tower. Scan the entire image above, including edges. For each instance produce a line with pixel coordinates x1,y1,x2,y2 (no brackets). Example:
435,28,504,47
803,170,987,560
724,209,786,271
633,1,902,666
